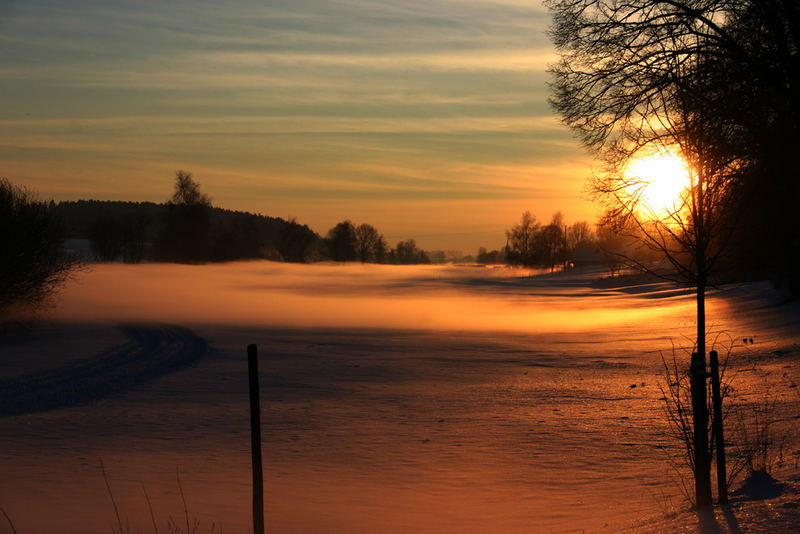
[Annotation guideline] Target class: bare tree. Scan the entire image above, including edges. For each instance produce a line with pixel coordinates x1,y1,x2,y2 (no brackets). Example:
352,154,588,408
505,211,540,266
547,0,753,507
0,178,79,321
549,0,800,284
567,221,595,250
541,211,566,272
169,170,211,207
354,223,385,263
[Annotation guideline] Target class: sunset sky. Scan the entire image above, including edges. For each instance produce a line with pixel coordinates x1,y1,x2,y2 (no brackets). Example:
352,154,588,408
1,0,598,252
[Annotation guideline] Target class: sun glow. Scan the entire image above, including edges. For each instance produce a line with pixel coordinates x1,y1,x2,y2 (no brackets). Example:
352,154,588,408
625,150,691,216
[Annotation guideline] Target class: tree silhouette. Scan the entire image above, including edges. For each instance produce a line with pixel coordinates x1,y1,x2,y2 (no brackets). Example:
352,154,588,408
546,0,761,507
541,212,566,272
549,0,800,286
505,211,583,270
155,171,212,262
278,219,318,262
567,221,595,250
326,220,358,262
0,178,79,320
170,170,211,207
390,239,429,264
354,223,386,263
505,211,540,266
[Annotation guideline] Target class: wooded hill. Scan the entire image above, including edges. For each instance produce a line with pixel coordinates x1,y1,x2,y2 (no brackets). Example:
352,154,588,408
54,200,320,263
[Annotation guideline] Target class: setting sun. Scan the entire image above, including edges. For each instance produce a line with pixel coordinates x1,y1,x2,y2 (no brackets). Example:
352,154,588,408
625,151,691,216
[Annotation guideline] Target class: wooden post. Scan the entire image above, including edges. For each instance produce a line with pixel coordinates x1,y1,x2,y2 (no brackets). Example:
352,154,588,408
690,352,712,508
248,344,265,534
709,350,728,504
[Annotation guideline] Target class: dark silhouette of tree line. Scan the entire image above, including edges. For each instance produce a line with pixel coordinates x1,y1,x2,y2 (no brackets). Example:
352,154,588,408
55,172,319,264
54,171,432,265
86,208,150,263
501,211,597,271
0,170,437,321
323,219,430,264
476,247,504,264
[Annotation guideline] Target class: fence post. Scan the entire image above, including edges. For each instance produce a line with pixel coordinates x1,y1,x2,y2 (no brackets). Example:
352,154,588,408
690,351,712,508
248,344,265,534
709,350,728,504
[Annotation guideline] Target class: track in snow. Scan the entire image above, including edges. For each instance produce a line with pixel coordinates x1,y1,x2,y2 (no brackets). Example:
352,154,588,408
0,324,208,417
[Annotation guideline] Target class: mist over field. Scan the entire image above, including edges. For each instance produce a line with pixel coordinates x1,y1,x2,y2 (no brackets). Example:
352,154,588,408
50,261,696,334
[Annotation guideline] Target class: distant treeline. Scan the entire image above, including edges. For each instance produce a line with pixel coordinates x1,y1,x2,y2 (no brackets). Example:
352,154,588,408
56,171,433,265
475,211,602,271
482,206,795,286
323,219,430,264
55,199,314,263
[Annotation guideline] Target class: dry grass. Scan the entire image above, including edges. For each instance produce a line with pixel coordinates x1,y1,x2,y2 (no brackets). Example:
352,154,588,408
101,462,222,534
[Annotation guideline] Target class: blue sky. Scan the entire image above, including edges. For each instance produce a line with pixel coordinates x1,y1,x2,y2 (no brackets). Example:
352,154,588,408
0,0,595,251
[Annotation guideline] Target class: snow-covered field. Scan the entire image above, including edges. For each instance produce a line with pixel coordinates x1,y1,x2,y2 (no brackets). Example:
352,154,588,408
1,262,799,533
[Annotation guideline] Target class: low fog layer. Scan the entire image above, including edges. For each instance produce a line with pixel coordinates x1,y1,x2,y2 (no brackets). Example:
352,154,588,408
49,261,695,332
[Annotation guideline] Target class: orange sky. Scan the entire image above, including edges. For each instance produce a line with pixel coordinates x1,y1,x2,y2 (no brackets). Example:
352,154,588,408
0,0,599,252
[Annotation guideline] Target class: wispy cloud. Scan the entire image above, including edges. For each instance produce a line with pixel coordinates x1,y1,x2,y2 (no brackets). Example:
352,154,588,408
1,0,593,249
0,113,564,136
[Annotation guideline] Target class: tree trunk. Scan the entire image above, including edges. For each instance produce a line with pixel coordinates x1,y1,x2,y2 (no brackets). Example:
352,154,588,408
692,281,713,508
710,350,729,504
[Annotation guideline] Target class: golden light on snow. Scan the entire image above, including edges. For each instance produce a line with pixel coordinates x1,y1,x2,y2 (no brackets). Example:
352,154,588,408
6,261,788,534
624,150,690,217
48,262,692,333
